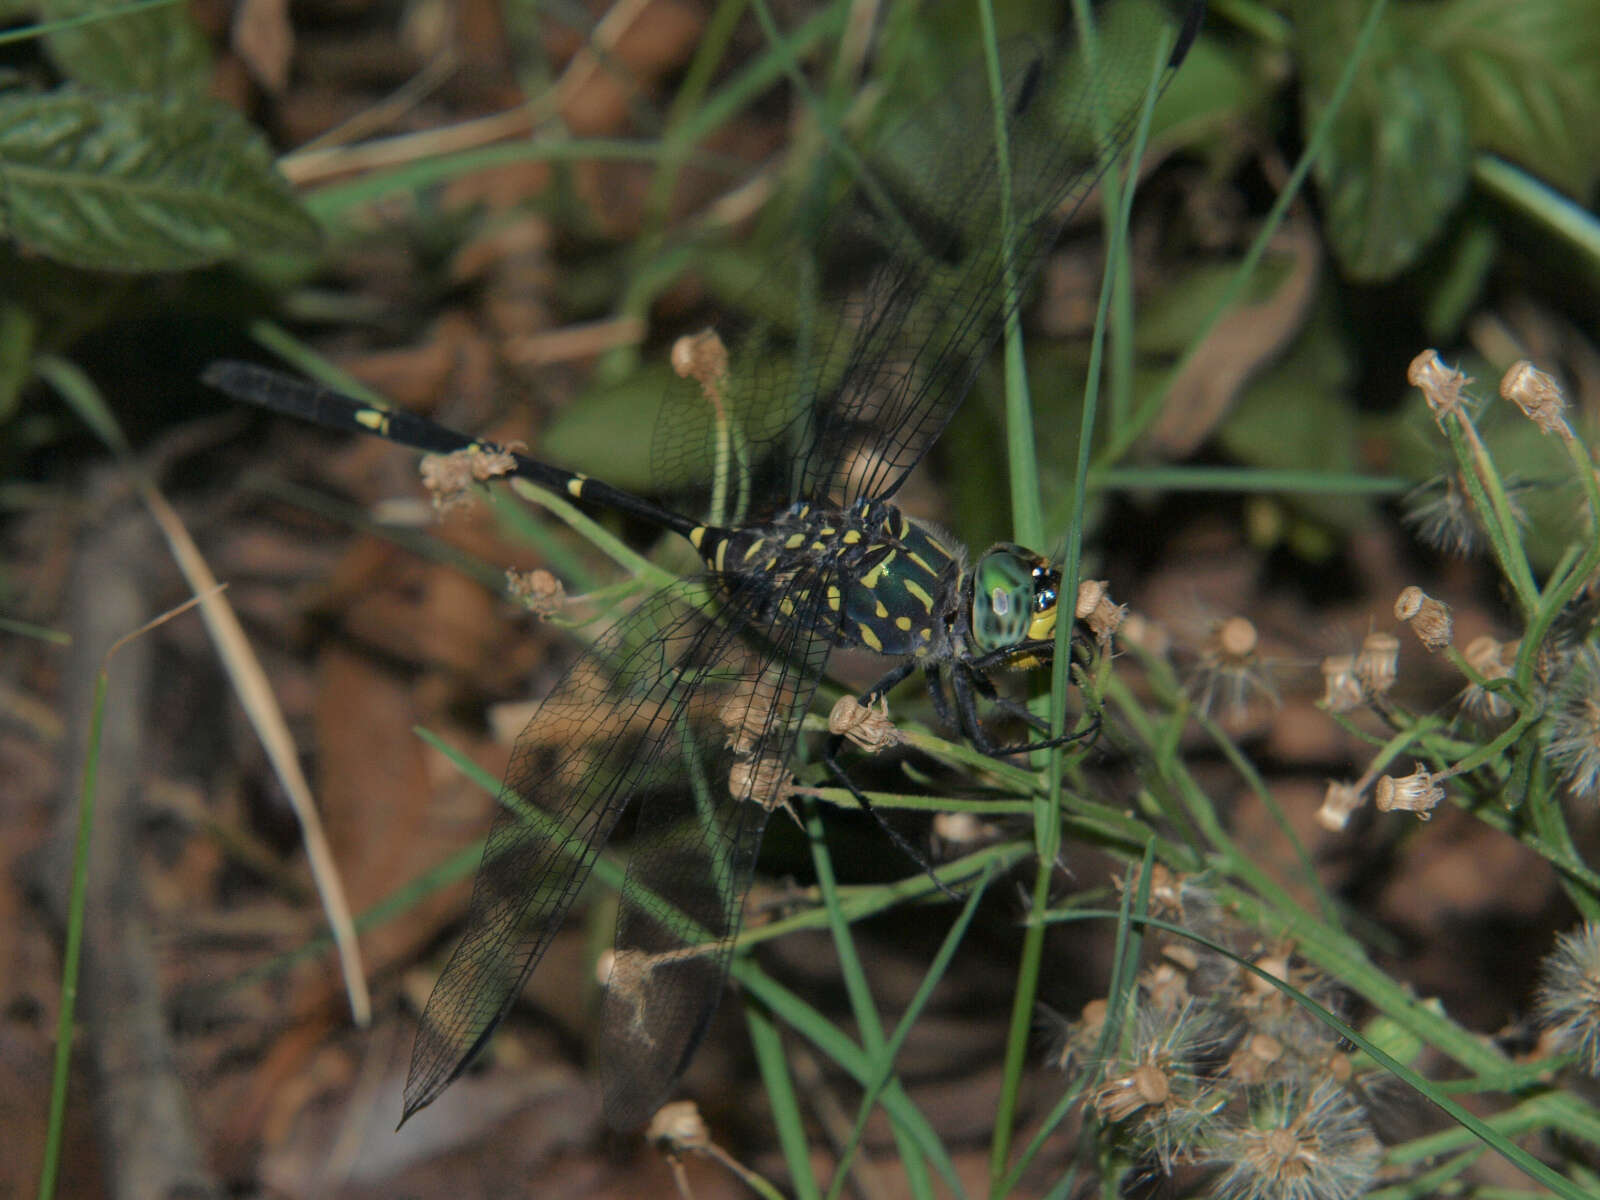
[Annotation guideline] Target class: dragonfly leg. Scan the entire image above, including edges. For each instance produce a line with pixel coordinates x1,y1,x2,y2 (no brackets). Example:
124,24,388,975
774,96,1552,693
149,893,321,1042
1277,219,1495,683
952,661,1095,757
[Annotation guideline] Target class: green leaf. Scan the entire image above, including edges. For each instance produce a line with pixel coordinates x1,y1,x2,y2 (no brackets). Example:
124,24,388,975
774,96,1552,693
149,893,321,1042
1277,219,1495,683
0,89,319,271
42,0,209,97
1417,0,1600,199
1298,1,1471,282
1217,293,1367,534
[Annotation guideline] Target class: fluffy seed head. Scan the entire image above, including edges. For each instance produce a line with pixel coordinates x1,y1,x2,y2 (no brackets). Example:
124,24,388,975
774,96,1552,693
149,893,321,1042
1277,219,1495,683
1205,1079,1380,1200
1547,642,1600,801
1536,922,1600,1075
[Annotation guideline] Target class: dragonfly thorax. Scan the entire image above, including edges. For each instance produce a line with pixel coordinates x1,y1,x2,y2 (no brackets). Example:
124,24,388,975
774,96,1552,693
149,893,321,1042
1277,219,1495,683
694,498,966,659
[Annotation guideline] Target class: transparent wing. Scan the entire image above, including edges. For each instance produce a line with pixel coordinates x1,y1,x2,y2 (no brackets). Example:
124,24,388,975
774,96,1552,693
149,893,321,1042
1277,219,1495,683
402,572,832,1125
597,575,834,1128
649,0,1202,517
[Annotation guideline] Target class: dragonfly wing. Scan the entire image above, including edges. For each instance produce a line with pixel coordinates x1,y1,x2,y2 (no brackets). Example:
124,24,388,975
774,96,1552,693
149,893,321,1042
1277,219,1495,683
402,578,781,1122
811,1,1204,506
598,575,836,1128
649,1,1202,515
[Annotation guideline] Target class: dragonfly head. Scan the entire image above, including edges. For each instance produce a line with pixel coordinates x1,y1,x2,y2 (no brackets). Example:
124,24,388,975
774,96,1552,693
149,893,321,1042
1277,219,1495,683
970,545,1060,653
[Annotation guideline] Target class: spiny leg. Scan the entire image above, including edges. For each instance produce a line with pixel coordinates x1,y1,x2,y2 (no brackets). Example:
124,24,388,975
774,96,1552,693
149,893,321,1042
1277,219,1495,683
952,659,1092,757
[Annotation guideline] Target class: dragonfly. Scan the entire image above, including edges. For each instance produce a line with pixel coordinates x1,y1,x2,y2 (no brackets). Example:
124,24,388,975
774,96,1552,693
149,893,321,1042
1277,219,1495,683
207,0,1204,1131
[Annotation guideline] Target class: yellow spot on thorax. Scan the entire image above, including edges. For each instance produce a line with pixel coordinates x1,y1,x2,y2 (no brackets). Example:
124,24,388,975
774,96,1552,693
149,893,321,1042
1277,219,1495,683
904,579,935,612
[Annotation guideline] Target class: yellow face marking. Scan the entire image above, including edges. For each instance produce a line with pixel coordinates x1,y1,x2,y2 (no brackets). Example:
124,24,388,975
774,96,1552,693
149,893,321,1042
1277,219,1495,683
567,474,588,498
904,579,935,612
689,526,707,549
825,585,841,611
895,616,912,632
1028,610,1058,641
857,622,883,652
874,599,888,619
743,539,765,562
784,533,806,549
355,409,390,435
842,529,862,544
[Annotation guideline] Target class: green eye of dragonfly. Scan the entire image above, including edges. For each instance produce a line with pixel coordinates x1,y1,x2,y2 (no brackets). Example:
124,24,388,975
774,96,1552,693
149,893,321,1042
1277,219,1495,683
973,547,1058,651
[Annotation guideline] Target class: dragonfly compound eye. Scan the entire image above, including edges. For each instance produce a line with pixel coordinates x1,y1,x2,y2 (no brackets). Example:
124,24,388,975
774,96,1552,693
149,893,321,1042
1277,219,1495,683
1027,566,1061,643
973,547,1038,651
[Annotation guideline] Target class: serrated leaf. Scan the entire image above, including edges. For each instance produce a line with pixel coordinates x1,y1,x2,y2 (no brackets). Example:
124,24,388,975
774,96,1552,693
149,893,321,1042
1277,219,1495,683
1416,0,1600,199
42,0,210,97
1298,2,1470,282
0,89,319,271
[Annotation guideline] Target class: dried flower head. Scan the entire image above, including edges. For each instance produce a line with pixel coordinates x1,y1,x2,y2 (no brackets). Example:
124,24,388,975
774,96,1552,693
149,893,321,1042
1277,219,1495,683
671,329,730,401
1114,862,1195,923
1189,616,1280,722
1204,1079,1380,1200
506,567,566,617
1536,922,1600,1075
420,442,522,510
1374,764,1444,820
1118,611,1173,658
1076,578,1126,643
1546,642,1600,801
1395,586,1452,651
1460,635,1516,722
1226,1032,1286,1085
827,694,906,753
647,1100,710,1152
1318,654,1363,714
1317,781,1366,832
931,811,990,848
1408,349,1473,426
1500,359,1571,439
1355,631,1400,696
